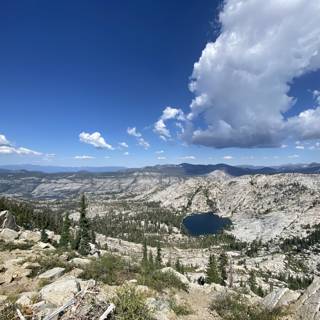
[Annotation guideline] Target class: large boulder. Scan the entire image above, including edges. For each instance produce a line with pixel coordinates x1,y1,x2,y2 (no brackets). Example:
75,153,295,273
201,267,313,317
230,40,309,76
39,277,81,306
160,267,190,286
262,287,300,310
19,230,41,242
293,277,320,319
0,228,19,241
0,210,18,230
38,267,65,281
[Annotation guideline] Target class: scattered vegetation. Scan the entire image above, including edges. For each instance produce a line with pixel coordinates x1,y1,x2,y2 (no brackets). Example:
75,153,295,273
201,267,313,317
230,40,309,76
0,302,17,320
138,270,188,292
0,239,33,251
27,254,72,278
111,285,153,320
178,232,247,250
169,298,193,316
81,253,138,285
210,293,286,320
91,201,185,245
0,197,62,233
280,223,320,252
138,238,188,292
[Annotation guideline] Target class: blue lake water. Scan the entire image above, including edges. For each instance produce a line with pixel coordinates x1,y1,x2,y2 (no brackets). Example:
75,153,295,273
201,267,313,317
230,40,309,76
182,212,231,236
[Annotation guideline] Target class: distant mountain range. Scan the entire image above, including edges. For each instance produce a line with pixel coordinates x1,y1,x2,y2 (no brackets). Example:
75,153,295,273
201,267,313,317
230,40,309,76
0,162,320,176
0,164,126,173
133,162,320,176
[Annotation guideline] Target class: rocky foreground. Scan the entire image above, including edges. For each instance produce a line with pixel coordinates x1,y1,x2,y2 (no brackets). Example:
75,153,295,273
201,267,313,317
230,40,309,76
1,210,320,320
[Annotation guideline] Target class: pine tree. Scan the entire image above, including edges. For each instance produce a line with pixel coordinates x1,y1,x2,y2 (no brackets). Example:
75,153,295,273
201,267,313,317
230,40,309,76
249,270,258,293
156,241,162,268
175,258,184,274
40,227,49,243
91,230,96,244
60,214,71,248
175,258,181,272
78,194,91,256
219,252,228,286
71,230,80,250
148,250,154,270
206,254,221,284
141,238,148,272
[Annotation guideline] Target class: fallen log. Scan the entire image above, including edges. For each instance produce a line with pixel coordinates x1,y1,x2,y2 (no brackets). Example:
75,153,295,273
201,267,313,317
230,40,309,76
43,298,76,320
16,308,26,320
98,303,116,320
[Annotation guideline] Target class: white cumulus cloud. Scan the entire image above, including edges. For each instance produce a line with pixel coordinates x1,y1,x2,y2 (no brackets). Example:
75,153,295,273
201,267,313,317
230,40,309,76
74,155,95,159
180,0,320,148
180,155,196,160
0,133,43,156
127,127,142,138
223,155,233,160
79,132,114,150
127,127,150,149
0,134,10,146
119,142,129,148
138,137,150,150
0,146,42,155
154,106,185,140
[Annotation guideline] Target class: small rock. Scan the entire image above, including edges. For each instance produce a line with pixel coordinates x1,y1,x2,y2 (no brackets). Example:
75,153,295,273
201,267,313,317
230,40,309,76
70,257,91,267
39,267,65,280
22,261,41,269
127,279,138,284
67,267,84,278
146,297,175,320
16,291,37,307
0,228,19,241
34,242,56,250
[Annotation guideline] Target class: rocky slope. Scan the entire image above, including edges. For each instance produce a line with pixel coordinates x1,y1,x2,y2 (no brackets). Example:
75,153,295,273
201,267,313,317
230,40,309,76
141,173,320,242
0,171,184,199
1,171,320,243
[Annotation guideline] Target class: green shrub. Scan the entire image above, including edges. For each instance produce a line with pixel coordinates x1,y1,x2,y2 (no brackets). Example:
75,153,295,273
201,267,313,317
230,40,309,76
0,240,33,252
138,270,188,292
170,299,193,316
112,285,153,320
0,303,16,320
210,293,285,320
81,254,138,285
27,255,72,278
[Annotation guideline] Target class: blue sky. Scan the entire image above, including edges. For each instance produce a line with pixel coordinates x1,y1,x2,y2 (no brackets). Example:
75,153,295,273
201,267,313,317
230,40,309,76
0,0,320,167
